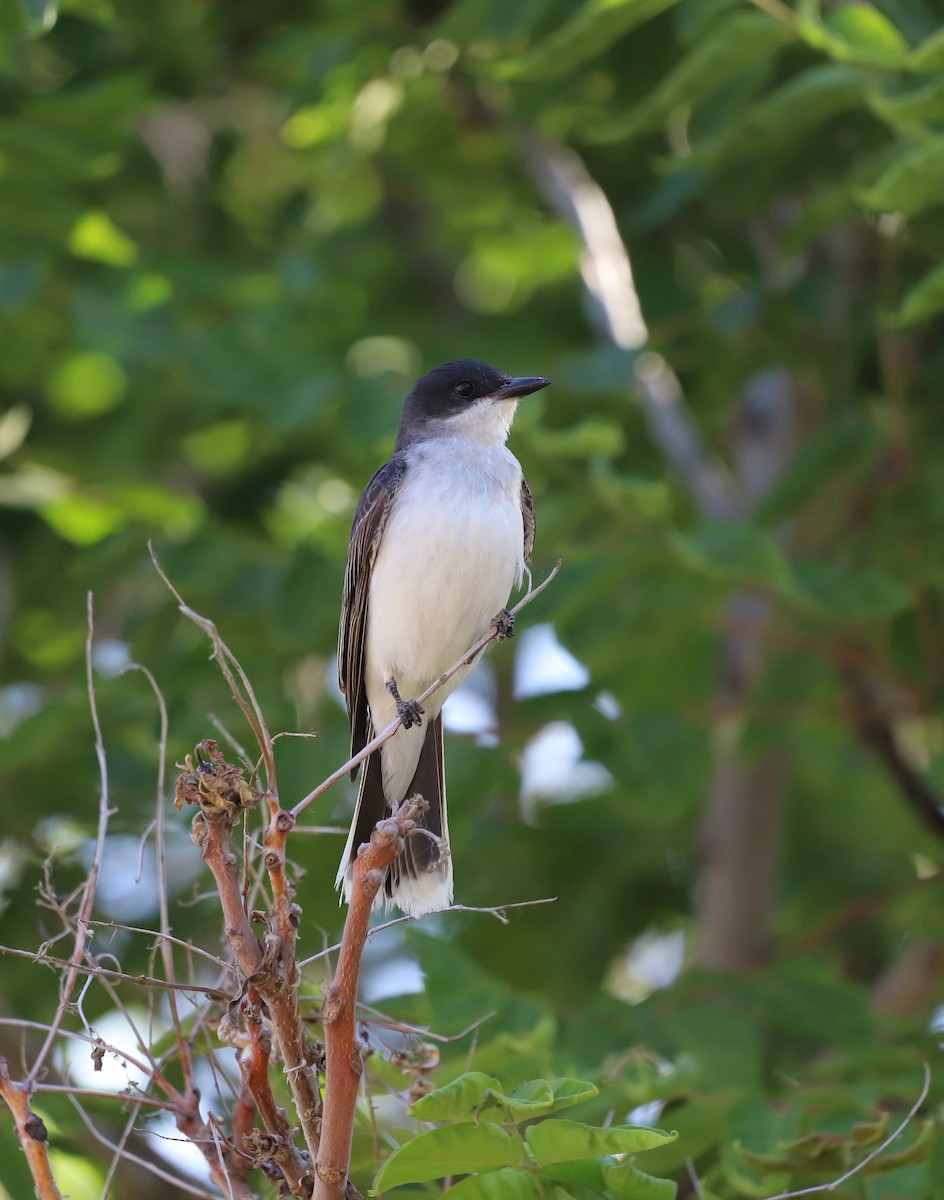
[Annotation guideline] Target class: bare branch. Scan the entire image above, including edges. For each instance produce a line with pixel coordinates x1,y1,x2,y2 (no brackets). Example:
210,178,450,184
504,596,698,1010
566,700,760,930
25,595,116,1092
0,944,232,1000
0,1058,62,1199
149,541,278,805
314,795,428,1200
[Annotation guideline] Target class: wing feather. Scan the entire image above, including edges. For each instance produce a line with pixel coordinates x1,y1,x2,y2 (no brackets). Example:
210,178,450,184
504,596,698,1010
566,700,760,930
521,476,536,562
338,454,408,776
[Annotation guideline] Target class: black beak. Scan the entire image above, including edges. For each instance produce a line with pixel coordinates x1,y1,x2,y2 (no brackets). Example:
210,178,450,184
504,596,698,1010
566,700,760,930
497,376,551,401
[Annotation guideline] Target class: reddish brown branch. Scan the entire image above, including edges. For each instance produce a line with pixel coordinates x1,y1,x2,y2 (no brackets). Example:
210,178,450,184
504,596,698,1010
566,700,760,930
236,986,313,1196
183,758,321,1185
0,1058,63,1200
314,795,426,1200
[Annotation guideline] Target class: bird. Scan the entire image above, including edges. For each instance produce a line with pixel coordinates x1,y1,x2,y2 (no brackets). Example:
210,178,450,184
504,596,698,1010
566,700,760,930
335,359,550,916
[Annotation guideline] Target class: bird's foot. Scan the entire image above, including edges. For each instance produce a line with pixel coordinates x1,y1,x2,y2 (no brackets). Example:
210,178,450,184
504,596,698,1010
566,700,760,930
386,678,425,729
493,607,516,641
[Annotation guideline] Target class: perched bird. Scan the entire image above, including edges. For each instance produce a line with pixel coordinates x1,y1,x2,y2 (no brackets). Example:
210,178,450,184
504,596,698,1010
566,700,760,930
336,359,550,916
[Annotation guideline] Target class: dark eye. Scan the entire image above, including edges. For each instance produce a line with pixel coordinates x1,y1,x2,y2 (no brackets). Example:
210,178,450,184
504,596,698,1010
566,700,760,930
454,380,475,399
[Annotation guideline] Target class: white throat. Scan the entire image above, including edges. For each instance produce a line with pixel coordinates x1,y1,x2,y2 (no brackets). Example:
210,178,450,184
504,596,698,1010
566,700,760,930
433,397,518,445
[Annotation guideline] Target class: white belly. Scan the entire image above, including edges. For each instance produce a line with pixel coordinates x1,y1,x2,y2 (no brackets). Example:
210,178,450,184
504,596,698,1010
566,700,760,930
365,438,525,799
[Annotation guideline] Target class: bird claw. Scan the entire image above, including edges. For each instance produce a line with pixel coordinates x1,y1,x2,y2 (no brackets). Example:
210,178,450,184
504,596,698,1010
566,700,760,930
386,678,425,729
493,608,515,641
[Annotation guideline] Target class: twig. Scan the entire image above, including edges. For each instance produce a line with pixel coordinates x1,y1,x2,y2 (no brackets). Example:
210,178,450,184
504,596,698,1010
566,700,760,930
686,1157,708,1200
237,986,312,1196
149,542,278,806
24,594,115,1091
67,1092,221,1200
0,1058,62,1200
87,920,233,972
31,1083,176,1111
195,806,321,1177
314,795,427,1200
296,895,557,968
762,1063,931,1200
842,665,944,839
0,944,232,1000
120,661,196,1094
292,559,561,820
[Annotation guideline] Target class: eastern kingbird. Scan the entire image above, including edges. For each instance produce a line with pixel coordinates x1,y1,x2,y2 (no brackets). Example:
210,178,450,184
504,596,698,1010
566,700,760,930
336,359,551,916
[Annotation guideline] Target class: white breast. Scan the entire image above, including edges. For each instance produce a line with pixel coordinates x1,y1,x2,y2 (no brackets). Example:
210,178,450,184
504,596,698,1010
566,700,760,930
364,436,525,798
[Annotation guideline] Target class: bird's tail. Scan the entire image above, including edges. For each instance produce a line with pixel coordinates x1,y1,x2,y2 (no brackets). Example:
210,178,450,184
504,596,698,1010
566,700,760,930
335,713,453,917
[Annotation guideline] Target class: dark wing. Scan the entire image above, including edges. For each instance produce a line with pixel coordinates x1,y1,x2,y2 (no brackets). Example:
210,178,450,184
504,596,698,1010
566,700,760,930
521,476,535,562
338,453,408,776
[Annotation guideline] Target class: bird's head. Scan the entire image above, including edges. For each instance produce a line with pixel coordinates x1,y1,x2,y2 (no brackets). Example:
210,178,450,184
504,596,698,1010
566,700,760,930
397,359,551,447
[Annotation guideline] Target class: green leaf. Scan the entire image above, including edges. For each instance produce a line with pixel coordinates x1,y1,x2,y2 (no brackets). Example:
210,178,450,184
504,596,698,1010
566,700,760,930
549,1078,600,1113
870,75,944,138
670,522,793,592
481,1079,556,1122
46,350,127,417
908,23,944,72
603,1160,678,1200
754,417,877,525
864,1119,933,1173
408,1072,502,1122
824,2,908,65
796,0,907,67
897,261,944,327
793,561,912,622
373,1124,521,1191
858,134,944,215
444,1168,543,1199
69,208,138,266
525,1120,676,1167
542,1158,606,1191
591,12,794,142
497,0,682,81
683,65,865,170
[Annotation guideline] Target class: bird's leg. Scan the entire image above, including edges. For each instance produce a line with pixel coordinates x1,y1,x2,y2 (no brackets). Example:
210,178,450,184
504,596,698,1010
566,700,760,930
386,677,425,729
492,608,516,641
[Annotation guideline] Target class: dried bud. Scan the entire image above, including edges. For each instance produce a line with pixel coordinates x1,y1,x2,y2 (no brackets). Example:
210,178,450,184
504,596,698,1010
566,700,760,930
174,739,262,820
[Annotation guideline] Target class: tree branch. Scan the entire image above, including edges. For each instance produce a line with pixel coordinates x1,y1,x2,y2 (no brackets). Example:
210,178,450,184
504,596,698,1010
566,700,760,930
314,794,428,1200
0,1058,62,1200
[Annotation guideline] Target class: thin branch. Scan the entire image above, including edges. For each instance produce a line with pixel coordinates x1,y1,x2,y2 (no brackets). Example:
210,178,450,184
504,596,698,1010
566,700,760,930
87,921,233,973
30,1083,176,1111
120,661,195,1093
762,1063,931,1200
0,944,232,1000
0,1058,62,1199
686,1157,708,1200
25,594,115,1092
297,895,557,968
842,665,944,839
292,559,561,820
66,1097,220,1200
149,542,278,805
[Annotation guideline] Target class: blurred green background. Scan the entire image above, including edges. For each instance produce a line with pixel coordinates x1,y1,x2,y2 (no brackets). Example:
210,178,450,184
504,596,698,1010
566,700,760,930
2,0,944,1196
